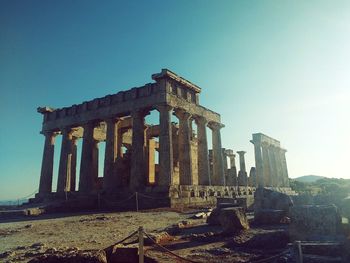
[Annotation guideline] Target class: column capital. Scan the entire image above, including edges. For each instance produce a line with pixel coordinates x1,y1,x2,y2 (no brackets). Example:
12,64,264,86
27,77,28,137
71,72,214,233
81,120,99,129
194,115,208,126
279,147,287,154
105,116,121,124
173,108,191,120
155,104,173,112
237,150,246,156
41,130,59,137
261,141,270,148
208,121,224,131
131,109,150,119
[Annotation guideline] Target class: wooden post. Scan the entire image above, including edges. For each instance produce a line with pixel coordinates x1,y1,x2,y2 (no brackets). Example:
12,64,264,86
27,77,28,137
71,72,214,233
138,226,144,263
98,192,101,209
136,192,139,212
294,241,303,263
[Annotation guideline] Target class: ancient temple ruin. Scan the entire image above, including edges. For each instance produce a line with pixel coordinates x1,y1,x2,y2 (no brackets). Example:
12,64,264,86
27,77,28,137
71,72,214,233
34,69,255,208
250,133,290,188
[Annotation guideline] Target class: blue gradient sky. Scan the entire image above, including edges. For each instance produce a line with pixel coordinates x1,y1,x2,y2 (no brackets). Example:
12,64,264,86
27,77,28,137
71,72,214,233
1,0,349,200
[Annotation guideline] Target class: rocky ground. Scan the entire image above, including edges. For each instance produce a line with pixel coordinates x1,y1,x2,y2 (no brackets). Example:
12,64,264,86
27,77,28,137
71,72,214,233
0,208,291,263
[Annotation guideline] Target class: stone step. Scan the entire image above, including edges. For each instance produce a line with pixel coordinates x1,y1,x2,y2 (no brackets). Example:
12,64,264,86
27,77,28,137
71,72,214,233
300,242,342,257
303,254,342,263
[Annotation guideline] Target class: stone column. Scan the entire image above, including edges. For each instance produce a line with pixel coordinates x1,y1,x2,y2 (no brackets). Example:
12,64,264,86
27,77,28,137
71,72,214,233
196,116,210,185
229,154,236,170
174,109,193,185
103,118,120,193
229,153,237,186
251,140,264,187
237,151,248,186
268,145,277,187
70,137,78,191
273,146,283,187
38,131,56,195
57,128,74,193
209,122,225,185
157,105,174,186
130,110,148,191
92,140,99,186
280,148,289,187
261,142,272,187
79,121,96,193
148,139,156,184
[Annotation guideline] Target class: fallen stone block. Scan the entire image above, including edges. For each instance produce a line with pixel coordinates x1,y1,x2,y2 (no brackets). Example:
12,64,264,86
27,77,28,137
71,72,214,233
254,187,294,211
218,207,249,234
206,208,221,225
254,209,287,225
289,205,342,241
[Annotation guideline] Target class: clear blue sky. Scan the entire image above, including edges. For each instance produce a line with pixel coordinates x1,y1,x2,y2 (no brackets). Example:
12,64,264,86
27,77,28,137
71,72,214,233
1,0,349,200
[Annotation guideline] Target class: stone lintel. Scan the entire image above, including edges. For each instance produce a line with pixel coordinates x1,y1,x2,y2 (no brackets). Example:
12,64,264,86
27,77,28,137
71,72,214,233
251,133,281,147
152,68,201,93
37,106,55,114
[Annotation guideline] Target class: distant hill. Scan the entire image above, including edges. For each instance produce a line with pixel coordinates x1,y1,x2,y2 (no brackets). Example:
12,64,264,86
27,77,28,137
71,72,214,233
293,175,326,183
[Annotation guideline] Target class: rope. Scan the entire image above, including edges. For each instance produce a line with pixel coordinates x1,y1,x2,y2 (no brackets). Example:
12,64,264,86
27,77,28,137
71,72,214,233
143,231,201,263
137,192,166,200
112,230,138,246
249,249,290,263
101,193,136,205
18,189,39,200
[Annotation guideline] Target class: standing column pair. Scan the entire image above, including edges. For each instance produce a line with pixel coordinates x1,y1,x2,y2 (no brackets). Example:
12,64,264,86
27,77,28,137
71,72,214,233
79,121,99,194
174,109,193,185
103,118,122,193
130,110,149,191
57,128,78,193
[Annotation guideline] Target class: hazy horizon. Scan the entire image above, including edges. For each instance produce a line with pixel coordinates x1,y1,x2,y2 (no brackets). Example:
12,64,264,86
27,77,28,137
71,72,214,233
1,0,349,200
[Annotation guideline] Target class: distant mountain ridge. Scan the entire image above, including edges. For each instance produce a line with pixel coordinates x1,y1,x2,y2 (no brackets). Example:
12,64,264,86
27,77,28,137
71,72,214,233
294,175,326,183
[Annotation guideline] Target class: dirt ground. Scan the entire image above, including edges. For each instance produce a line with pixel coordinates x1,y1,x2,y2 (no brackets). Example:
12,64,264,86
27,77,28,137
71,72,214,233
0,209,289,263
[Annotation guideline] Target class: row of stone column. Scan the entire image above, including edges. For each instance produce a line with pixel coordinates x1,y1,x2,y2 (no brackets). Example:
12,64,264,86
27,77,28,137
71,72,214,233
252,142,289,188
38,105,226,195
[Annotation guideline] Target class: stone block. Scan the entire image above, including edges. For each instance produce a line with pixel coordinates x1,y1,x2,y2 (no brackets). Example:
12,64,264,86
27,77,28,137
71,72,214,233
218,207,249,234
254,209,286,225
289,205,342,241
254,187,293,212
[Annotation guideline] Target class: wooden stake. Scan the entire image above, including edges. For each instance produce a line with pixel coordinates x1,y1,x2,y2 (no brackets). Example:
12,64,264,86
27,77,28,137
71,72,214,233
136,192,139,212
138,226,144,263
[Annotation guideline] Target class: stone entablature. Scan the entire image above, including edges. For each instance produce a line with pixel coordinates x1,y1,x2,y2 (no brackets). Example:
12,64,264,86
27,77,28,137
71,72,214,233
38,69,220,132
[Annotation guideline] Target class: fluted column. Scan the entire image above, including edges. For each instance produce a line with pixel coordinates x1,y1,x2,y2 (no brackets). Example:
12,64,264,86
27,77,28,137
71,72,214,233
130,110,148,191
79,122,96,193
280,148,289,187
174,109,192,185
261,142,272,187
209,122,225,185
251,140,264,187
196,116,210,185
70,138,78,191
272,146,283,187
38,131,57,194
103,118,121,192
57,128,74,193
92,140,99,186
157,105,174,186
237,151,248,186
268,145,277,187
